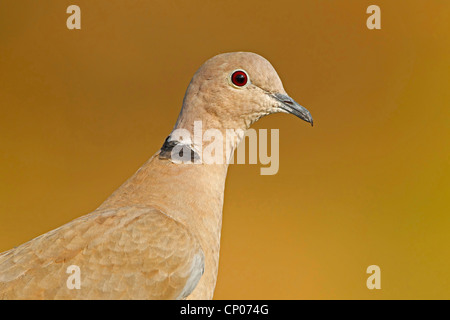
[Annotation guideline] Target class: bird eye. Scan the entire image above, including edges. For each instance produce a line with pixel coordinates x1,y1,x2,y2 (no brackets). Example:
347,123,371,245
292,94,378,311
230,70,249,87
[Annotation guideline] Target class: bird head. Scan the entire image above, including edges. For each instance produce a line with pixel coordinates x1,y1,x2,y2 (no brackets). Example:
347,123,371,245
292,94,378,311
176,52,313,131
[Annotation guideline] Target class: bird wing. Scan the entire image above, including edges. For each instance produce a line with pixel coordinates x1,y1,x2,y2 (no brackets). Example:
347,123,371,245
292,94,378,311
0,206,204,300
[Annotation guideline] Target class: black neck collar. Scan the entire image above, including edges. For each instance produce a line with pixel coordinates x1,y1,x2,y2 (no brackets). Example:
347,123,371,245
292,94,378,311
159,136,200,163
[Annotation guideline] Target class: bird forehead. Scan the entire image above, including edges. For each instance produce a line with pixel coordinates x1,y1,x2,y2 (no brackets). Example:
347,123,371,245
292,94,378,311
198,52,284,91
205,52,276,75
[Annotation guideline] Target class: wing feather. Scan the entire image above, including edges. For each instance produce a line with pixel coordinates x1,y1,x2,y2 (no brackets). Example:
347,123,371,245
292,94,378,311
0,206,204,300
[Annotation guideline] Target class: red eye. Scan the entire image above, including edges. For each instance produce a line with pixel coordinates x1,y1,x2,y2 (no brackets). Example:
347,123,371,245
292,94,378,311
231,70,248,87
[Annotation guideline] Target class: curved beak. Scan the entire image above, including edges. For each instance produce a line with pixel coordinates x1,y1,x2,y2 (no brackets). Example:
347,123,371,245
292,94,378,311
271,93,313,126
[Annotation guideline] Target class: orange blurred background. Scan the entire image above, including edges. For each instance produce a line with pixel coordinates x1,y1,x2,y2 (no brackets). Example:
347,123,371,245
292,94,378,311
0,1,449,299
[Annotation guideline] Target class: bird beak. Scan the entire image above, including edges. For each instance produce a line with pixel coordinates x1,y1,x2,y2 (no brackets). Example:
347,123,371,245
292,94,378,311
271,93,313,126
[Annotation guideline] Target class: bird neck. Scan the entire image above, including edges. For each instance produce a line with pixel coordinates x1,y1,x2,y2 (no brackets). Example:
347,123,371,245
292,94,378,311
98,104,251,299
97,136,236,299
167,112,249,166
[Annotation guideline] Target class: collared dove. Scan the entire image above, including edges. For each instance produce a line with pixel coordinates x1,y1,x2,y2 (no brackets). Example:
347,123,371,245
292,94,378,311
0,52,313,300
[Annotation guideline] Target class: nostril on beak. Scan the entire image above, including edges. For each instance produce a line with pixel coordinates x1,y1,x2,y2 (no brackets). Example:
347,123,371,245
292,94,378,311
270,92,313,126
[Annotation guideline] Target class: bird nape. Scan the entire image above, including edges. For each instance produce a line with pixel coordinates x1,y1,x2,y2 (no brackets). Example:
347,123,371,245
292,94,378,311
0,52,313,300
